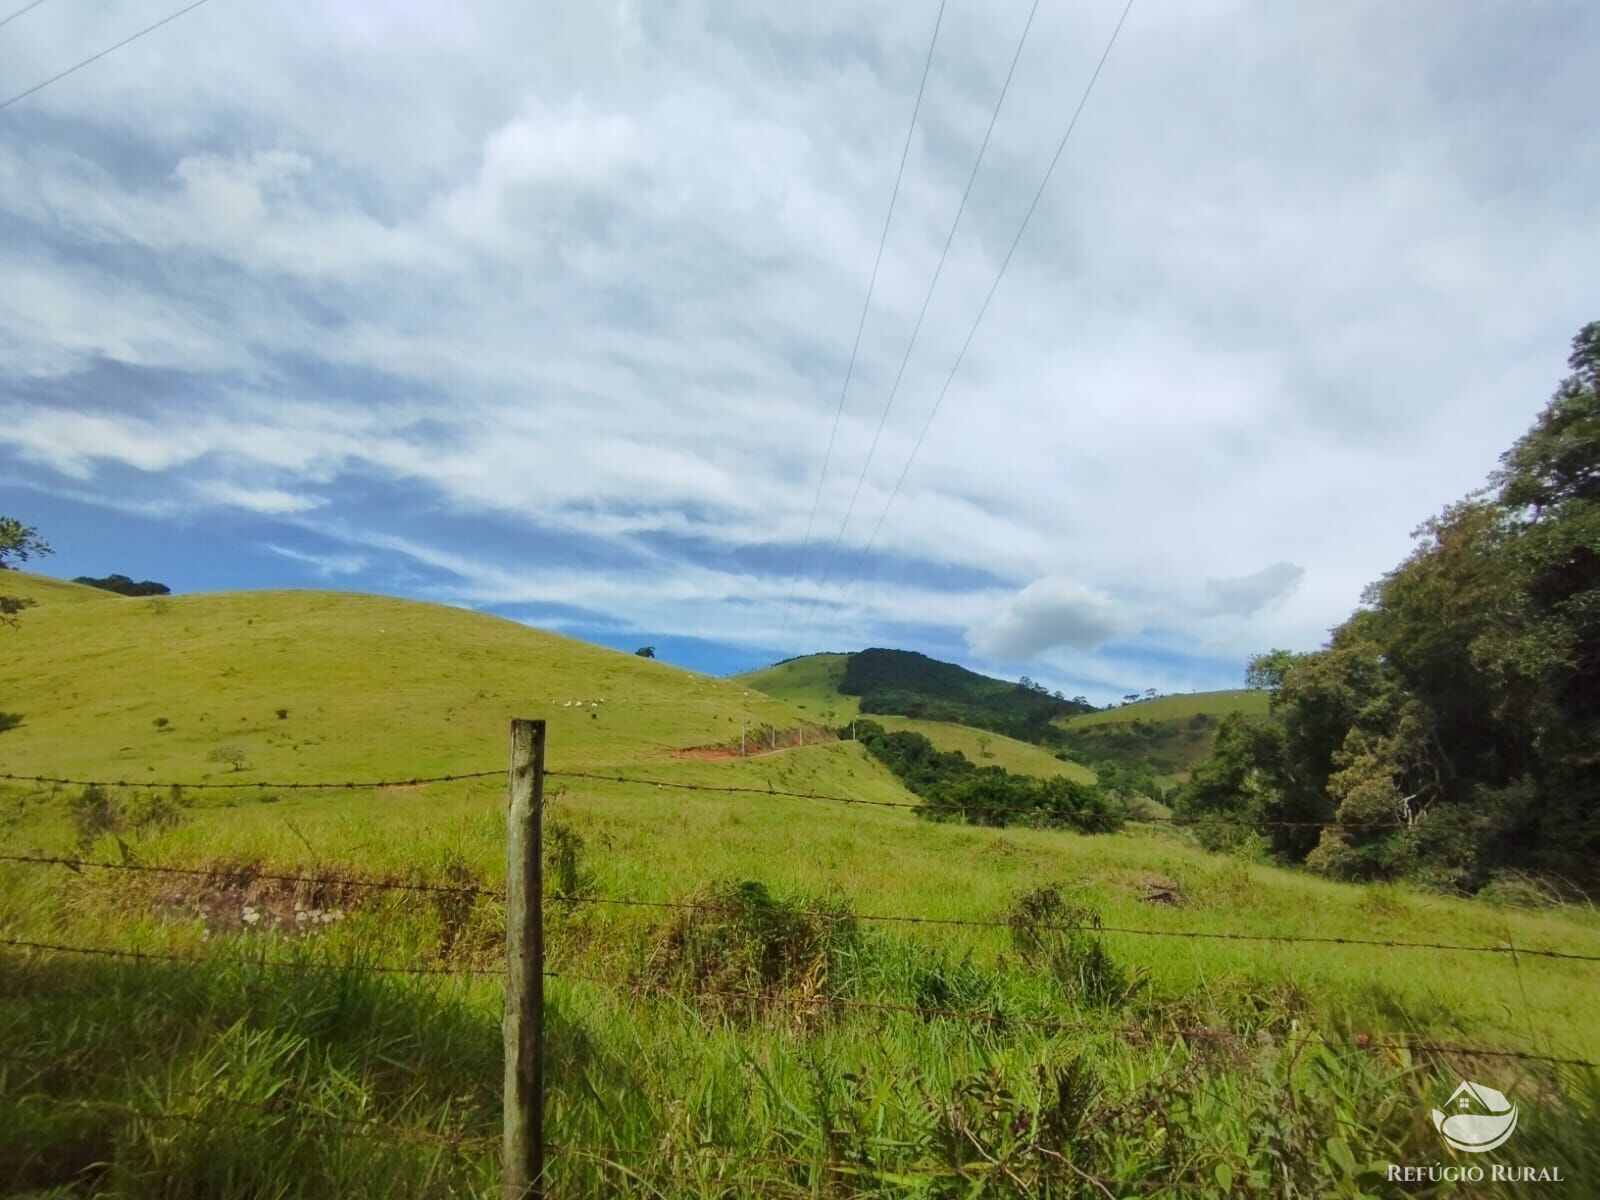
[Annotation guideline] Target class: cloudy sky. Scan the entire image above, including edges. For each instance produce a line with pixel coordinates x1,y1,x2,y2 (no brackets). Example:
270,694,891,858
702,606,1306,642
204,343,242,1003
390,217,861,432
1,0,1594,702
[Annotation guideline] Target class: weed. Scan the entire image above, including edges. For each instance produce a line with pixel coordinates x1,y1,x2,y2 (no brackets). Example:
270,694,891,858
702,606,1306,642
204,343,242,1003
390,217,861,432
1006,885,1143,1008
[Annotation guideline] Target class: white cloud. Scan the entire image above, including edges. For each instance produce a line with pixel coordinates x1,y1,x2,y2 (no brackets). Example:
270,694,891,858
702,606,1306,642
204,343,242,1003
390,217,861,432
1203,562,1306,617
200,483,325,515
1,0,1595,693
967,578,1128,662
264,544,367,576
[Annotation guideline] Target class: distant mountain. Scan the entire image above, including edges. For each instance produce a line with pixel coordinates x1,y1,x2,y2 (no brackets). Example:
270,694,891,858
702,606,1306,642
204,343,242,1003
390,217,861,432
739,648,1093,742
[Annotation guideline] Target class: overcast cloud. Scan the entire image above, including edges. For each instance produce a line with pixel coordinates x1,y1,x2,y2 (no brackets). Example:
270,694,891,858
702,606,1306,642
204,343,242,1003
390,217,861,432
1,0,1595,701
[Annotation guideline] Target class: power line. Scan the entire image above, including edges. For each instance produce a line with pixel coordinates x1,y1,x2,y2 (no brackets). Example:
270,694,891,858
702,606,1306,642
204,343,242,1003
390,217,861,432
0,0,51,33
836,0,1137,609
777,0,949,642
797,0,1044,640
0,0,215,112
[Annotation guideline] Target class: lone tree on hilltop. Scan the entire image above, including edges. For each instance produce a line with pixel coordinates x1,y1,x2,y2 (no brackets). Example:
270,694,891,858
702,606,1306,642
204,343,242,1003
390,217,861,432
0,517,52,627
634,646,656,658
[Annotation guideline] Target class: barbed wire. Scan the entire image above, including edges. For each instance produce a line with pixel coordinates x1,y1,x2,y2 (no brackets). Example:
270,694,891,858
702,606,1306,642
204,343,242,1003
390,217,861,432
0,936,499,977
0,769,501,791
1,764,1439,831
546,768,1429,831
0,853,501,899
540,891,1600,962
5,854,1594,962
547,969,1600,1068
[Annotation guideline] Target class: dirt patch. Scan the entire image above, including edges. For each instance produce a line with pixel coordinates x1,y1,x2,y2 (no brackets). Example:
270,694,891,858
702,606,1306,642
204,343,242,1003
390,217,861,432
1129,872,1184,906
672,725,837,760
150,866,365,937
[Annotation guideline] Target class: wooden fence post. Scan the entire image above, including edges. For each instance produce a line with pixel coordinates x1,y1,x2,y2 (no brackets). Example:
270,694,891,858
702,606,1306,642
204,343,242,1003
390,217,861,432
504,718,546,1200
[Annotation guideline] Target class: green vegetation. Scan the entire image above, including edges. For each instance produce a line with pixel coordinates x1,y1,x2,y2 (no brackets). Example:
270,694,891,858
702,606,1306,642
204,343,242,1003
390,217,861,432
0,517,55,626
841,648,1092,740
5,568,1600,1195
738,652,861,721
873,715,1096,783
850,719,1123,833
1063,689,1268,730
1181,322,1600,897
71,573,172,597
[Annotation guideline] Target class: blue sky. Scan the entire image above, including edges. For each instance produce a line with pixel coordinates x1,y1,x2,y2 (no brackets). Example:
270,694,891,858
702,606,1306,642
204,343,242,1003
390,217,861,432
2,0,1596,704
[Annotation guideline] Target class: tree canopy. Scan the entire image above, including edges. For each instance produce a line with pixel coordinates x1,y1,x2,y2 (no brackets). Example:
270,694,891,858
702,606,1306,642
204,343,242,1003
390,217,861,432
0,517,52,626
1178,323,1600,894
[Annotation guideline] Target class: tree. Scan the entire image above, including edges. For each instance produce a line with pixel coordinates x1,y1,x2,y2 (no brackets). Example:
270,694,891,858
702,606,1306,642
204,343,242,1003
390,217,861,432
1182,321,1600,892
73,573,170,597
0,517,52,627
634,646,656,658
206,745,249,772
1245,649,1298,692
976,734,993,758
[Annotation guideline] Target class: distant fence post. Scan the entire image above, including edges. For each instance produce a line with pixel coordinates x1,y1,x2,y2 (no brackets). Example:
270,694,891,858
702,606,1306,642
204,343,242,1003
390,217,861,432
504,719,546,1200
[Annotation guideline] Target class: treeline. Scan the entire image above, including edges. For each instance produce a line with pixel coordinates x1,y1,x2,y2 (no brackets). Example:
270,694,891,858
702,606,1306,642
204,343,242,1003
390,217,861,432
1179,323,1600,896
848,719,1124,834
73,573,170,597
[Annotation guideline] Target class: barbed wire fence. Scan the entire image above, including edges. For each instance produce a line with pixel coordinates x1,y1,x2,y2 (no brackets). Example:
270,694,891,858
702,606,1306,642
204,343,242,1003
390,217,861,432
4,719,1599,1197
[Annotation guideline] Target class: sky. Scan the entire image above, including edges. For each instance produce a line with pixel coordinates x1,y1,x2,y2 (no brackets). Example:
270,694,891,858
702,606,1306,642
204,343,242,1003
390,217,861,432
1,0,1596,703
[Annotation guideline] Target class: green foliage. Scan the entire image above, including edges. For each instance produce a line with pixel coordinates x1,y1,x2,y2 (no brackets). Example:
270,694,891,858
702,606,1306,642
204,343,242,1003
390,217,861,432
841,647,1091,741
0,516,51,628
1182,321,1600,893
853,720,1124,833
206,745,249,773
634,645,655,658
1006,885,1144,1008
72,574,172,597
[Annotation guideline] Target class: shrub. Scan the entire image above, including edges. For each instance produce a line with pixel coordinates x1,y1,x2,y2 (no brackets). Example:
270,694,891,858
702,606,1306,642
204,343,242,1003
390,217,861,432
649,879,859,1014
1006,885,1143,1008
152,716,170,729
68,784,121,851
275,708,288,720
205,745,249,772
545,820,597,908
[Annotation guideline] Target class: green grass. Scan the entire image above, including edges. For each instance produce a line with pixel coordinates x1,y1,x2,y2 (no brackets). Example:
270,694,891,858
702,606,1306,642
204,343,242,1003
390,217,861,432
5,577,1600,1197
1062,689,1269,730
737,653,861,722
872,716,1095,783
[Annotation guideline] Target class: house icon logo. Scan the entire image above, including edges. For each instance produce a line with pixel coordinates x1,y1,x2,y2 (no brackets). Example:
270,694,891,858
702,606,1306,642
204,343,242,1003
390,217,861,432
1432,1081,1518,1153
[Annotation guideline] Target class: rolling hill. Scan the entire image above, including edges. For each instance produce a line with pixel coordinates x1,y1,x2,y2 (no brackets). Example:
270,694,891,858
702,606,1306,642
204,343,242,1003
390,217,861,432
6,573,1600,1196
1054,689,1271,779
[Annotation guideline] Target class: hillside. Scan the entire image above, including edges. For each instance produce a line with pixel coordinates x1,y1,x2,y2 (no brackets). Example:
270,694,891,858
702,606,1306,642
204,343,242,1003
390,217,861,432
738,648,1091,739
1052,689,1270,780
737,652,861,721
6,577,1600,1195
0,571,804,781
872,715,1096,783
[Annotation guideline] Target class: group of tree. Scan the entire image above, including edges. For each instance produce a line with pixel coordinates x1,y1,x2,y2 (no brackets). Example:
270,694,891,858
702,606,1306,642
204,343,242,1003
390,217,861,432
1179,323,1600,895
848,719,1124,834
72,573,170,597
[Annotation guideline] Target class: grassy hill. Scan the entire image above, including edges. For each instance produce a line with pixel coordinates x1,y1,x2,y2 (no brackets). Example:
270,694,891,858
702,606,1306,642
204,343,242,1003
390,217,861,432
1053,689,1271,780
1063,688,1268,729
872,716,1096,783
5,575,1600,1196
0,571,803,782
737,652,861,721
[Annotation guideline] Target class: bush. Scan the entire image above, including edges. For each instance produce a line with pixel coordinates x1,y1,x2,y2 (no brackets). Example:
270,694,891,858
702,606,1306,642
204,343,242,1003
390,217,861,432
275,708,288,721
649,879,859,1014
205,745,249,772
1006,885,1143,1008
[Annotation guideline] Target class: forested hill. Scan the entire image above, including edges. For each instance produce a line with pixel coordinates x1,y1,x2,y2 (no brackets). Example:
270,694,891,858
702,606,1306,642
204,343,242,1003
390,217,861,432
839,648,1093,739
1179,321,1600,897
